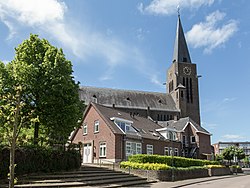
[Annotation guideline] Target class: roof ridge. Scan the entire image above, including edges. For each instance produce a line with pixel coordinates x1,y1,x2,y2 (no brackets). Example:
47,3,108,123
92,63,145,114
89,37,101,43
80,85,168,95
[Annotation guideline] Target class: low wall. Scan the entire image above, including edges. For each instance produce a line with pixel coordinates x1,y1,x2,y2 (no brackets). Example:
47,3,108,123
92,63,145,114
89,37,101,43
208,167,232,176
122,167,232,181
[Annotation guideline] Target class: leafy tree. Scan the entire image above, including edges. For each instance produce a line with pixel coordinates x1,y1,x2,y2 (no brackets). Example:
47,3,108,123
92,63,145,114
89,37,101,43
222,146,234,164
12,34,84,145
0,34,84,187
0,61,35,188
215,154,224,162
222,146,246,165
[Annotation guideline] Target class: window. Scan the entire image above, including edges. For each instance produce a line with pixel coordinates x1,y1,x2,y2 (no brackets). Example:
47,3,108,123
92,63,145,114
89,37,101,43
99,142,106,157
167,131,177,141
147,145,153,155
83,123,87,135
94,121,99,133
174,148,178,156
92,95,97,103
190,136,196,143
169,147,173,156
126,142,142,156
114,120,137,133
164,147,169,155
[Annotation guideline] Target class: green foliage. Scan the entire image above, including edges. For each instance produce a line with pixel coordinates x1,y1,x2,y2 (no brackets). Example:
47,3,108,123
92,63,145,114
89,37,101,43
120,161,171,170
128,154,219,167
0,146,81,179
222,146,246,162
120,161,207,171
215,154,224,162
205,165,225,168
0,34,85,146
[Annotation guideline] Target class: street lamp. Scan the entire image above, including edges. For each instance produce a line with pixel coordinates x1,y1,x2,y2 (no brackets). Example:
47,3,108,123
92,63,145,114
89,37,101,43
170,126,176,182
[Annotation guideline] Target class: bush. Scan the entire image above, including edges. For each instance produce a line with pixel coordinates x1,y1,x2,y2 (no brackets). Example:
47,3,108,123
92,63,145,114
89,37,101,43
205,165,225,168
0,146,81,179
120,161,207,171
120,161,171,170
128,154,219,167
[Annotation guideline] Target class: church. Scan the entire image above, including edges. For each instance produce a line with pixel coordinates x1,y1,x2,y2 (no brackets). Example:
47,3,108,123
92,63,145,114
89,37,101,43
71,15,212,163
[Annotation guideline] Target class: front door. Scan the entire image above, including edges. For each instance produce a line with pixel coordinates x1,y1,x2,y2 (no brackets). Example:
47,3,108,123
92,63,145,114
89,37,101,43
83,143,92,163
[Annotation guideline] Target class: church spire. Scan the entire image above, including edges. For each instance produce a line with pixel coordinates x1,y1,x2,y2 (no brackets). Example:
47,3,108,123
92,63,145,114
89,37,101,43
172,15,192,63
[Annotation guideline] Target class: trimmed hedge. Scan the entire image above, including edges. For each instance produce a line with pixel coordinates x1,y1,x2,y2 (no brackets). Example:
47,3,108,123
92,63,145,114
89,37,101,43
120,161,207,171
0,146,81,179
128,154,219,167
120,161,171,170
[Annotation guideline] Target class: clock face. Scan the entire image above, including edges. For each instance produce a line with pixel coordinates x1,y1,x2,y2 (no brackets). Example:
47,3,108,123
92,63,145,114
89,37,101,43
183,67,191,75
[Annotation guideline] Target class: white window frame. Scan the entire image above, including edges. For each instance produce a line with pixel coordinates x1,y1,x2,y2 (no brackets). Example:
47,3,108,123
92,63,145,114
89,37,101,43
190,136,196,143
94,120,99,133
169,147,173,156
126,141,142,156
146,144,153,155
174,148,178,156
83,123,87,135
164,147,169,156
99,142,106,157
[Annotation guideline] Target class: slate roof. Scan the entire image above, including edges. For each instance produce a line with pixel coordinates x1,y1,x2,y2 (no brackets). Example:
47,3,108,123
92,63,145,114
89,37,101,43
173,15,192,64
79,86,179,112
92,103,166,140
158,117,211,135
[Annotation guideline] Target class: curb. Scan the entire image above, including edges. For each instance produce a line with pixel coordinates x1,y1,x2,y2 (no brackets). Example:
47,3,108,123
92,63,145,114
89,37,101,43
170,174,247,188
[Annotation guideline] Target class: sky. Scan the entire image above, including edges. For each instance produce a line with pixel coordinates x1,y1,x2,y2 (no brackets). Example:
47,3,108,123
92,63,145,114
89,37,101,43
0,0,249,144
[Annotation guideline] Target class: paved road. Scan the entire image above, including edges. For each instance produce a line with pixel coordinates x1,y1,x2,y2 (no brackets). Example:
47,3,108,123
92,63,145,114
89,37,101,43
180,175,250,188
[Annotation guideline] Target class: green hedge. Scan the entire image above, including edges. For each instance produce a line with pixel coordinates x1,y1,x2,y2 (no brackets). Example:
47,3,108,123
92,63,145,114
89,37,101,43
120,161,207,171
120,161,171,170
0,146,81,179
128,154,219,167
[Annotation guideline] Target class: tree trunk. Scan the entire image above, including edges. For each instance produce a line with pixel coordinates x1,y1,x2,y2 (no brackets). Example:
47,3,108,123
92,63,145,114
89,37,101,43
9,135,16,188
34,122,39,145
9,88,21,188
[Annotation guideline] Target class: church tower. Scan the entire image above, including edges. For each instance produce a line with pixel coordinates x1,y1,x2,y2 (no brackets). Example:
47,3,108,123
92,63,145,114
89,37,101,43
167,15,201,125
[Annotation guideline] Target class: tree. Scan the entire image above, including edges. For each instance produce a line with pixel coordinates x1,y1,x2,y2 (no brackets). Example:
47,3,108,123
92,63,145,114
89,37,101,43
0,34,84,187
12,34,84,145
222,146,246,165
0,61,35,188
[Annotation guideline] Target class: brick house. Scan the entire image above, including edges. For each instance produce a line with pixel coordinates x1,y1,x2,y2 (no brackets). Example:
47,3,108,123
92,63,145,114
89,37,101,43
71,102,211,163
73,15,212,161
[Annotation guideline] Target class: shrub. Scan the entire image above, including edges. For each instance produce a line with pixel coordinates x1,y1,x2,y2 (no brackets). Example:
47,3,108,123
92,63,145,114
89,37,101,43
205,165,226,168
128,154,219,167
120,161,171,170
120,161,207,171
0,146,81,179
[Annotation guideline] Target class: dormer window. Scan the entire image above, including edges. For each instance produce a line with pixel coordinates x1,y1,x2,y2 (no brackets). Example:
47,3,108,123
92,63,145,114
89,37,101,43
92,95,97,103
183,57,187,62
110,117,137,134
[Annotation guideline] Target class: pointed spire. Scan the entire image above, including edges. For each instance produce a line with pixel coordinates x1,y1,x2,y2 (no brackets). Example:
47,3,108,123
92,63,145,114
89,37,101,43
172,15,192,63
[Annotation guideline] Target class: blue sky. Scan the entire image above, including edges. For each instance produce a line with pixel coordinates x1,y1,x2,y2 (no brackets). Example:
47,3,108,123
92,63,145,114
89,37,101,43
0,0,249,144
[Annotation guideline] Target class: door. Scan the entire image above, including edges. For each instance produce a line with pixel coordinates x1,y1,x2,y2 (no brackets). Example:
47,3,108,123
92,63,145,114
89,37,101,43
83,143,92,163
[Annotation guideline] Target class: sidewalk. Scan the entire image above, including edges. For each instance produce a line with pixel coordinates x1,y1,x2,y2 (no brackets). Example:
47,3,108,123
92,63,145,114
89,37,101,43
150,174,247,188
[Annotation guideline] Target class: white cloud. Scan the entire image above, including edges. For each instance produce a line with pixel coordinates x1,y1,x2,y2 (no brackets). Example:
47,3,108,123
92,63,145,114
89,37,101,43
202,122,218,130
186,11,238,53
140,0,214,15
222,134,245,141
0,0,162,87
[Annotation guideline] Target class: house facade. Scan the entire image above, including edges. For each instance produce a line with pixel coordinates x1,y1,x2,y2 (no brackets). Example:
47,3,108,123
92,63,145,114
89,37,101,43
72,15,212,162
213,142,250,157
72,103,181,163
